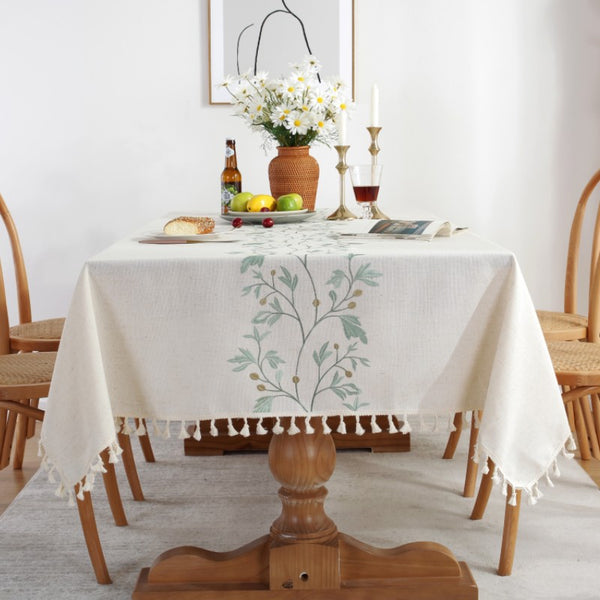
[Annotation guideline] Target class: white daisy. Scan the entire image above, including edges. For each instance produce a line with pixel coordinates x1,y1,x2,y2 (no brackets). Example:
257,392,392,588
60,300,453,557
285,110,312,135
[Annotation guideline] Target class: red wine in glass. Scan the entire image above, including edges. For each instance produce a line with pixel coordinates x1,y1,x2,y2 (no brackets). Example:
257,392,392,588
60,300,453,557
353,185,380,204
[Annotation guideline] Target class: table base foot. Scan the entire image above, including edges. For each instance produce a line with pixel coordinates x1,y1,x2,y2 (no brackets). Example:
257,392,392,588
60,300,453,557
132,533,477,600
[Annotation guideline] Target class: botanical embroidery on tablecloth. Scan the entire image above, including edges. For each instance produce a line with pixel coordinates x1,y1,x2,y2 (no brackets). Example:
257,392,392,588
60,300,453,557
229,253,382,413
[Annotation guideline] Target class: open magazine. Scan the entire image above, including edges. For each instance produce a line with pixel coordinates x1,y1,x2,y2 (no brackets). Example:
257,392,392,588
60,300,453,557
338,219,467,241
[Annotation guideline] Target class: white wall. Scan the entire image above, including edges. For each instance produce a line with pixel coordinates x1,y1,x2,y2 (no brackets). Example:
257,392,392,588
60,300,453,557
1,0,599,324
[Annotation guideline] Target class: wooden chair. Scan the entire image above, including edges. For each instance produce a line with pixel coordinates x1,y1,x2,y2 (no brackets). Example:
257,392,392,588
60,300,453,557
0,258,146,583
537,168,600,342
0,191,155,464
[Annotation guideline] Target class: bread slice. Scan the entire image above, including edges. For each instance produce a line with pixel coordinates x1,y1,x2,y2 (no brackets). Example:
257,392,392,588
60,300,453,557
163,216,215,235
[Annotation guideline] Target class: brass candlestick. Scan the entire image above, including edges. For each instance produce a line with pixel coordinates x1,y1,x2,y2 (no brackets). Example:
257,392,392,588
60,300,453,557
367,126,389,219
327,145,357,220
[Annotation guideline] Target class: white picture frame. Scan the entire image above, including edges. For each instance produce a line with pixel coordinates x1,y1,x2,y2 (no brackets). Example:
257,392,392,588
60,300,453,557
209,0,355,104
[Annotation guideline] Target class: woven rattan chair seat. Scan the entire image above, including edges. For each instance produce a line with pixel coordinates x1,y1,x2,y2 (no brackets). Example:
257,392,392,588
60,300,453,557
547,340,600,386
10,317,64,341
537,310,587,341
0,351,56,386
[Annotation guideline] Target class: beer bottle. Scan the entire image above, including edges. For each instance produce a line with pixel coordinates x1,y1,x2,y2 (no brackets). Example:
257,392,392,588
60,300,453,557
221,138,242,214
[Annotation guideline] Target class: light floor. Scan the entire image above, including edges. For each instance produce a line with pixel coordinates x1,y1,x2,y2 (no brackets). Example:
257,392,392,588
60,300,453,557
1,426,599,516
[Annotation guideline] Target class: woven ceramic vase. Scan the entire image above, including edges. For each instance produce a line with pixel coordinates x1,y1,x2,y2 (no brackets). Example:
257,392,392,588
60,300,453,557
268,146,319,211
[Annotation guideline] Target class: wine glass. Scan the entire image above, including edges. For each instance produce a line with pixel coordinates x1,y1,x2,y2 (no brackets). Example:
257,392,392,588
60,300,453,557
349,164,383,219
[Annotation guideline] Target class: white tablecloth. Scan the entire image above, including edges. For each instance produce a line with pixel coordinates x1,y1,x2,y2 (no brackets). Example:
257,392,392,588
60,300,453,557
40,213,572,505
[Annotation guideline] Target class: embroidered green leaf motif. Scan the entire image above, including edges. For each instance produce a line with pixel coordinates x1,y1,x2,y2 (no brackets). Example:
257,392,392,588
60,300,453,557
263,350,285,370
354,263,382,287
228,347,256,372
241,255,264,274
326,269,347,289
343,398,370,411
254,396,273,412
338,315,367,344
313,342,333,367
243,327,269,343
329,382,360,400
278,266,298,292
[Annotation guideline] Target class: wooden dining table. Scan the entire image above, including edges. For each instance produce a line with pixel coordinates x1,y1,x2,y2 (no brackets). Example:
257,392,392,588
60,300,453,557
40,211,572,599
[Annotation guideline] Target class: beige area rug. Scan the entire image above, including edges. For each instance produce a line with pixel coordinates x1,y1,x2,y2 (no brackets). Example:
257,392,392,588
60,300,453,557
1,429,599,599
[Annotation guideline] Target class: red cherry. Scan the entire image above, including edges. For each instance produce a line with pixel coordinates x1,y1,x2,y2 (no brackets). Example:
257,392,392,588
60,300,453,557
262,217,274,228
232,217,243,228
260,206,271,212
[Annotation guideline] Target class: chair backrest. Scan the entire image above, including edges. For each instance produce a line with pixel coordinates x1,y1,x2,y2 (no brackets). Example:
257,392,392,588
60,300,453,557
0,193,32,325
0,259,11,355
564,169,600,317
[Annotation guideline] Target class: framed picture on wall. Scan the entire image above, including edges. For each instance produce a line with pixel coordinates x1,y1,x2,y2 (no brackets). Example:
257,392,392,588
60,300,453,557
208,0,355,104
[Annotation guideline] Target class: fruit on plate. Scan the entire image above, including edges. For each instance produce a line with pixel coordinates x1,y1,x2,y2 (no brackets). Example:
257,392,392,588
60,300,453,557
262,217,274,228
277,193,303,211
230,191,253,212
247,194,276,212
232,217,243,228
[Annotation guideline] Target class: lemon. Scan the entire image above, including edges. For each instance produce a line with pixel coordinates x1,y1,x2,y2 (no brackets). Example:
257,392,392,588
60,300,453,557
247,194,276,212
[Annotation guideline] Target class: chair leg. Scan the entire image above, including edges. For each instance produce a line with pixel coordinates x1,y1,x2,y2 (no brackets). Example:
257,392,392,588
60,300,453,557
580,396,600,459
463,411,481,497
12,401,30,469
442,412,463,459
470,457,495,520
498,487,521,576
26,398,39,438
136,419,155,462
563,386,576,431
118,432,145,501
593,395,600,442
0,407,8,468
0,409,18,470
99,448,128,527
75,486,112,584
572,398,592,460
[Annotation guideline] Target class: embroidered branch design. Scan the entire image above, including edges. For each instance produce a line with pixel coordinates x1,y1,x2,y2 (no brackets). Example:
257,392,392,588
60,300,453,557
228,254,381,413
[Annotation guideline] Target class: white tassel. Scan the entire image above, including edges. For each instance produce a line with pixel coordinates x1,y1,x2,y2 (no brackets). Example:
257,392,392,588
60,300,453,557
227,418,238,436
67,491,75,507
304,416,315,434
473,411,481,429
82,472,95,492
449,414,457,432
355,415,365,436
544,470,554,487
76,485,85,501
193,420,202,441
240,418,250,437
561,447,574,459
419,414,426,430
337,415,347,434
566,434,577,452
209,419,218,436
552,460,560,478
135,420,146,436
370,415,382,433
432,415,440,432
399,415,411,435
492,466,502,484
481,456,490,473
114,416,123,433
161,420,171,439
47,468,56,484
122,418,133,435
288,416,300,435
387,414,398,434
178,421,190,439
501,479,508,497
256,417,268,435
509,488,518,506
321,415,332,434
273,417,284,434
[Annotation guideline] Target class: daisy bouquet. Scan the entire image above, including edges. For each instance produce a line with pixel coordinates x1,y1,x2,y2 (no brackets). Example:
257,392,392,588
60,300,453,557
222,56,353,148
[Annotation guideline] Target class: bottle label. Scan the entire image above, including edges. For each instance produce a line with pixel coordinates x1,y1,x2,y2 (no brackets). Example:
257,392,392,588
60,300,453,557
221,182,241,213
225,147,234,158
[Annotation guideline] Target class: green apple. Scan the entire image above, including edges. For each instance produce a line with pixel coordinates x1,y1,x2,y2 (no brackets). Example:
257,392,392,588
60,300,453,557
277,193,303,211
230,191,253,212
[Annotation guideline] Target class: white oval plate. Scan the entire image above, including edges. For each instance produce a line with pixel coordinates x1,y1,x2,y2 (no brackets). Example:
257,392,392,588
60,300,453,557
220,209,314,224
